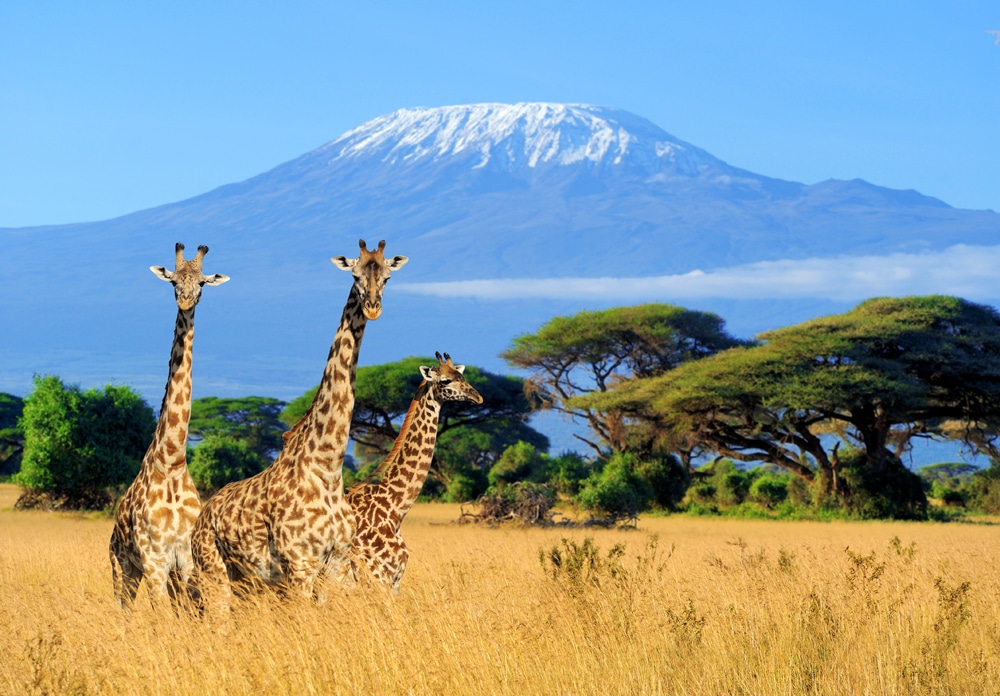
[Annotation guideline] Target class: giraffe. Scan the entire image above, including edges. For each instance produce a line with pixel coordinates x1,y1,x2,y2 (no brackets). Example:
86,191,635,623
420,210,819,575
191,239,407,612
109,243,229,612
332,352,482,592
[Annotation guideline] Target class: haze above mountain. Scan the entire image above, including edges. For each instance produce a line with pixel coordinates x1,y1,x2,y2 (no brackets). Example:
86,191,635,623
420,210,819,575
3,103,998,440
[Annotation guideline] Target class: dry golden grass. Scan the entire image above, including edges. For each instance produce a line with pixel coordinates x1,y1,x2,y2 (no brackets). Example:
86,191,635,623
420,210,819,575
2,482,999,695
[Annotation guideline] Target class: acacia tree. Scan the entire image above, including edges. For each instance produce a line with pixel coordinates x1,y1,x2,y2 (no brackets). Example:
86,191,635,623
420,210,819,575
577,296,1000,518
281,356,547,499
502,304,748,458
189,396,287,461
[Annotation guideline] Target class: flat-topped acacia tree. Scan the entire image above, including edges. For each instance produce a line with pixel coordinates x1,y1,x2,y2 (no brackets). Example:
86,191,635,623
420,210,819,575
502,303,748,459
576,296,1000,518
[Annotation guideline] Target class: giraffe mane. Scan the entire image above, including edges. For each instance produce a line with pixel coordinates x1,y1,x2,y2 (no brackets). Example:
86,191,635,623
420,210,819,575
367,381,430,482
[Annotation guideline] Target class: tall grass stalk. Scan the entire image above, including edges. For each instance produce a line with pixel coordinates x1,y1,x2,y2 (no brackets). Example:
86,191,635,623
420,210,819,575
1,486,999,694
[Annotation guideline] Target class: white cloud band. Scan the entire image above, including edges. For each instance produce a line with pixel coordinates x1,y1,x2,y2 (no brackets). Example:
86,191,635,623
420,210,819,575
395,244,1000,302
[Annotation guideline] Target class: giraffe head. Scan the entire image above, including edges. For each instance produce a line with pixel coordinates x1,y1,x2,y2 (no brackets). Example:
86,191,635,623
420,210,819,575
331,239,408,320
419,352,484,405
150,243,230,310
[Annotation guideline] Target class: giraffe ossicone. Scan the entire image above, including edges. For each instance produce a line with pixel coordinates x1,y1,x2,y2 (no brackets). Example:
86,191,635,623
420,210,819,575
332,351,483,592
109,242,229,614
192,239,407,613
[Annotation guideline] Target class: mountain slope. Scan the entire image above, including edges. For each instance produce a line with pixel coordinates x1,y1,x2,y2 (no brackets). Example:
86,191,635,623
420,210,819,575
1,102,998,409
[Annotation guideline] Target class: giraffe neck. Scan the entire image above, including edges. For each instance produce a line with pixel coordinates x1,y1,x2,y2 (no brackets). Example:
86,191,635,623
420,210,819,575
149,307,195,470
291,284,368,482
373,384,442,527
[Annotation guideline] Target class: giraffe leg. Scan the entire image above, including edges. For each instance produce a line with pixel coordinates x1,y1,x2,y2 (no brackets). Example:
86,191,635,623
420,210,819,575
143,562,173,614
391,544,410,594
109,532,142,613
282,558,321,601
170,548,200,614
191,524,232,620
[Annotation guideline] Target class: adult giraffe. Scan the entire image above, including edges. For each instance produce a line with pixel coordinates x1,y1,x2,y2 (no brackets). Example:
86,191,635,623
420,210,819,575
109,243,229,613
192,239,407,612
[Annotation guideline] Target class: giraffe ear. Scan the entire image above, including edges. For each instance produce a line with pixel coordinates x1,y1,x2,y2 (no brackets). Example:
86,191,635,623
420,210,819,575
387,255,409,271
419,366,434,380
331,256,357,271
453,364,466,374
203,273,230,286
150,266,173,282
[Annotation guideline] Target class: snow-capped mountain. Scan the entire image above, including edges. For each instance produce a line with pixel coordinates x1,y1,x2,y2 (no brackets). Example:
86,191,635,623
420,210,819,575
1,103,998,411
322,103,724,176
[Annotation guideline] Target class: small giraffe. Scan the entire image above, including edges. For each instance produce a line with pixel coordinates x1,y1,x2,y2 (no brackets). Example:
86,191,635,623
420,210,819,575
109,243,229,612
192,239,407,611
333,352,482,592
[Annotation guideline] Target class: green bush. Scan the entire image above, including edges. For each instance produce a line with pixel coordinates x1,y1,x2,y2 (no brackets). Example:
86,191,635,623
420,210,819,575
636,455,688,510
546,452,593,497
838,449,927,520
748,473,788,508
968,464,1000,514
687,481,717,505
488,441,548,488
575,453,648,519
188,435,268,495
717,469,752,506
0,392,24,476
443,473,482,503
929,480,967,507
14,376,154,507
786,475,813,507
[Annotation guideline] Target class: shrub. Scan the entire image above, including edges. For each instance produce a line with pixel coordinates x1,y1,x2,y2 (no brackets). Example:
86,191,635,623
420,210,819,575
687,482,717,505
929,480,967,507
838,450,927,520
443,473,482,503
0,393,24,476
575,453,648,519
967,464,1000,514
636,455,688,510
188,435,268,495
488,441,548,488
749,473,788,508
15,376,154,507
546,452,593,497
786,475,813,507
717,469,752,506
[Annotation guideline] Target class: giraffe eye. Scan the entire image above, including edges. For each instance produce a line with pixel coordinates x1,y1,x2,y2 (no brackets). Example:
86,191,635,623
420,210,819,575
439,378,451,385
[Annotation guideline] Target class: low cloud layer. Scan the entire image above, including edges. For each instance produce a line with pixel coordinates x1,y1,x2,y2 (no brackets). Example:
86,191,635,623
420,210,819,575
396,244,1000,303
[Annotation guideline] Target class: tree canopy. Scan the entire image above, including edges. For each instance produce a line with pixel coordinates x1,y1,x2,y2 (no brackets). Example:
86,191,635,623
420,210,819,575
190,396,287,461
282,356,548,501
575,296,1000,518
188,435,269,495
15,375,154,506
502,303,748,457
0,393,24,476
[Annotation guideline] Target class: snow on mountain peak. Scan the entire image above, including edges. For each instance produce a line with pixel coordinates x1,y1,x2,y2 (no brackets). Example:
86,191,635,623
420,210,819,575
323,103,723,175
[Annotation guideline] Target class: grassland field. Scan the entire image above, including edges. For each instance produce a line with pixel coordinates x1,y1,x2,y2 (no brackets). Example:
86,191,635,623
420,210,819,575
1,482,999,695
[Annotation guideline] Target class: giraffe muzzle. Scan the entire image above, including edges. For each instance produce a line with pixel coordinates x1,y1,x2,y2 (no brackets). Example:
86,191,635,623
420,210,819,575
363,300,382,320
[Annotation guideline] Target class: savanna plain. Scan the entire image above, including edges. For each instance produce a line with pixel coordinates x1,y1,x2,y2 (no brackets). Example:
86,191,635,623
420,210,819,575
1,483,999,695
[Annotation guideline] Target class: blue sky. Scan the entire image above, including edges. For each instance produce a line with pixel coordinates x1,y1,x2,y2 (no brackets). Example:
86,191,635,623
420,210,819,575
2,2,998,228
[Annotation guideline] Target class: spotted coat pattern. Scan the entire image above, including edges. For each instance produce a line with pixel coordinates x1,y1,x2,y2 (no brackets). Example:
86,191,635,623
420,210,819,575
109,243,229,612
191,240,407,610
334,352,482,592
